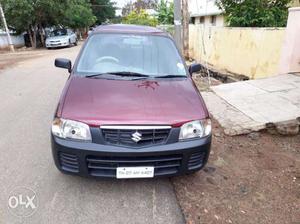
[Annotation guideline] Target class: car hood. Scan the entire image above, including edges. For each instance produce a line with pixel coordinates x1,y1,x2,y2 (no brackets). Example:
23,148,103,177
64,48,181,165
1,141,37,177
46,35,68,41
60,76,208,127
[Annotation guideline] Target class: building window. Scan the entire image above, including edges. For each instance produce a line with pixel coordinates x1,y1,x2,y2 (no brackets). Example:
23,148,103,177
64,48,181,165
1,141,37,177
211,15,216,26
190,17,195,24
200,16,205,24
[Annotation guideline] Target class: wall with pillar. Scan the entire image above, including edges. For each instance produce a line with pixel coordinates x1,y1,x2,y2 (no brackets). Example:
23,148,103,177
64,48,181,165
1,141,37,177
279,7,300,74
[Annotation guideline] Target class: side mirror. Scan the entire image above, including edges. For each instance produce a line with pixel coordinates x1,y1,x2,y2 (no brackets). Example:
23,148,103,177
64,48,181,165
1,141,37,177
189,63,202,74
55,58,72,73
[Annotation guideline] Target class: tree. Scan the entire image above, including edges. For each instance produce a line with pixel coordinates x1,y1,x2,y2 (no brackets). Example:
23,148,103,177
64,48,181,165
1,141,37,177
156,0,174,24
122,9,158,26
134,0,157,12
122,0,157,16
2,0,65,48
90,0,116,24
216,0,292,27
2,0,98,48
121,2,132,17
64,0,96,29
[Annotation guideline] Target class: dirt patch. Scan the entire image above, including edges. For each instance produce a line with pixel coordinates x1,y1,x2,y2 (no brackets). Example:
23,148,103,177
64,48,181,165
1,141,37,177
192,74,222,92
173,73,300,224
172,120,300,224
0,50,47,70
0,44,80,71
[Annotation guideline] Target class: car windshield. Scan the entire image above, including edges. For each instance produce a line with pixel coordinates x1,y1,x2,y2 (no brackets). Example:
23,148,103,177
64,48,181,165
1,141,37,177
76,33,187,77
50,29,67,37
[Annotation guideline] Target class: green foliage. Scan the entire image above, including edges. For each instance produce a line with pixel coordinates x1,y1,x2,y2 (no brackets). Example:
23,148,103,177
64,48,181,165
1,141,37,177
1,0,116,47
64,0,96,29
156,0,174,24
216,0,292,27
122,10,158,27
2,0,64,33
1,0,34,33
2,0,97,30
90,0,116,24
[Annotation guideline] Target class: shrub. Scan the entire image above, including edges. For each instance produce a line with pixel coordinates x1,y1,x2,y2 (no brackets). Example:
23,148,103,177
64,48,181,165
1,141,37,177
122,10,158,27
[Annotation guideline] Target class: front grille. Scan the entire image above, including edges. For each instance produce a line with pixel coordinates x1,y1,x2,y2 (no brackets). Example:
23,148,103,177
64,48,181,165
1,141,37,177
59,152,79,173
188,152,205,170
86,154,182,177
101,128,170,147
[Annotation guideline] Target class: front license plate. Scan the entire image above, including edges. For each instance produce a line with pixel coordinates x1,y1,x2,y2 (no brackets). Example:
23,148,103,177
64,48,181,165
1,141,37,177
116,167,154,179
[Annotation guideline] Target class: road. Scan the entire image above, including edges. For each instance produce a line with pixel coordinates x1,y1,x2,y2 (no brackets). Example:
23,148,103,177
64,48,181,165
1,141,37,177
0,45,184,224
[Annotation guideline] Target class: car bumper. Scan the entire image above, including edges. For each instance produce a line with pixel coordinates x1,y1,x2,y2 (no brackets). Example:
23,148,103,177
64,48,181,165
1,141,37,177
51,134,212,178
46,42,69,48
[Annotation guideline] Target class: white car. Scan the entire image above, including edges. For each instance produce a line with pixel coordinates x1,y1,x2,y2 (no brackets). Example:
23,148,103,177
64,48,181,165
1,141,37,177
46,29,78,49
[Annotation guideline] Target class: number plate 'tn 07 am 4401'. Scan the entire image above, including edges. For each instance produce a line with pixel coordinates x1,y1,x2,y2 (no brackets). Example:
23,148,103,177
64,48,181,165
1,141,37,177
116,167,154,179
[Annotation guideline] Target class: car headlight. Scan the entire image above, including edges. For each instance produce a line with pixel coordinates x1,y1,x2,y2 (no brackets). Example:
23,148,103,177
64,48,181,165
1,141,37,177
179,119,211,140
51,118,91,141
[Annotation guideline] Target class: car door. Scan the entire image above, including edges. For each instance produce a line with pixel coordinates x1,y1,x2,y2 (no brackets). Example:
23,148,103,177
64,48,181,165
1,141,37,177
67,29,75,43
72,32,77,43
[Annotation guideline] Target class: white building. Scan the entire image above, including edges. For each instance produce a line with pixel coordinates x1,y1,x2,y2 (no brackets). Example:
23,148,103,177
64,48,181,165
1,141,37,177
189,0,225,26
0,29,25,49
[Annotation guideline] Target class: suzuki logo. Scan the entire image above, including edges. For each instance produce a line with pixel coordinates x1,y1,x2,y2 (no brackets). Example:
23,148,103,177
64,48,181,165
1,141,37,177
131,131,142,143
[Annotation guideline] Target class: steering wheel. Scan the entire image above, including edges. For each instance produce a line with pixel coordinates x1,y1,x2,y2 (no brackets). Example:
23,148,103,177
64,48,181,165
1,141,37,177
96,56,119,64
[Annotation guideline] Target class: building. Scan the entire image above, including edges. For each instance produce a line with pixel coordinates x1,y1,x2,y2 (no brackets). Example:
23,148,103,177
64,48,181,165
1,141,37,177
189,0,225,26
0,29,25,50
189,0,300,27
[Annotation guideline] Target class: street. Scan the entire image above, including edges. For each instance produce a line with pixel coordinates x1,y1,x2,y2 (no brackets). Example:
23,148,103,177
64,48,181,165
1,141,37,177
0,46,184,224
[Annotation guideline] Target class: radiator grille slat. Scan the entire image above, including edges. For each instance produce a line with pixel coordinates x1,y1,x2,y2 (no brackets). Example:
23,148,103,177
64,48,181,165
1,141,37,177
87,154,182,177
188,152,205,170
59,152,79,173
102,128,170,147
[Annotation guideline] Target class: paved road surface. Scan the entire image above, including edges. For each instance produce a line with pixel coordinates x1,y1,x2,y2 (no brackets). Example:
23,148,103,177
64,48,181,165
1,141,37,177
0,46,184,224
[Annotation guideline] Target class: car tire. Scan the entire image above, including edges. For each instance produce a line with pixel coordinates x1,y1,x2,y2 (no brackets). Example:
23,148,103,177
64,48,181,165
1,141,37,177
74,39,78,46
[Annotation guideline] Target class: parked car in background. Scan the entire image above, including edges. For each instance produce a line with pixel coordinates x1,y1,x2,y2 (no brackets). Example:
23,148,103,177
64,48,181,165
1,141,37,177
46,29,77,49
52,25,211,179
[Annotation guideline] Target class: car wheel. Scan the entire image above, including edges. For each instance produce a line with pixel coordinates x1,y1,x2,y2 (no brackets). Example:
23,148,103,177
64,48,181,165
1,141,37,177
74,39,78,46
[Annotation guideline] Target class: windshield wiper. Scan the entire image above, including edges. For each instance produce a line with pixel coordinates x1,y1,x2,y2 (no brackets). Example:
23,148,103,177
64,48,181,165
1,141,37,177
85,73,186,79
109,71,151,77
156,75,187,78
85,73,112,78
85,72,151,79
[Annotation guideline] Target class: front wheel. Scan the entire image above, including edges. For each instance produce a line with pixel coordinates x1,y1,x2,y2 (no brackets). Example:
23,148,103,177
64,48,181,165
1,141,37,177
74,39,78,46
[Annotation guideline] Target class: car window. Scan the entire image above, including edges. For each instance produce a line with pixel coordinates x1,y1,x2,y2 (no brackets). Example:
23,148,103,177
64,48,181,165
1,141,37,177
76,33,187,77
50,29,67,37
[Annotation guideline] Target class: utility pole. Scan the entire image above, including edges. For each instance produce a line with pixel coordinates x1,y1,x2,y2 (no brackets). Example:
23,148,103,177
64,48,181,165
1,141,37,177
174,0,182,52
0,3,14,52
182,0,189,59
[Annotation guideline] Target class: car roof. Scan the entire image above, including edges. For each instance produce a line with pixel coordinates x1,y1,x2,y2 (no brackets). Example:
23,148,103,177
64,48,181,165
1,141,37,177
93,24,169,36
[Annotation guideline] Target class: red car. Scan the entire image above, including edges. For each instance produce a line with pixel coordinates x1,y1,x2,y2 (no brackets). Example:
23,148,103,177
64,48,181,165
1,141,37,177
51,24,211,179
